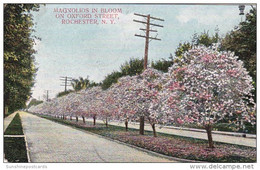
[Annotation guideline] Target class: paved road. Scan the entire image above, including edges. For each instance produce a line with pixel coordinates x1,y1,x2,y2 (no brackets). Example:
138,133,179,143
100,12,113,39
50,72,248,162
4,112,18,132
81,118,256,147
19,112,176,163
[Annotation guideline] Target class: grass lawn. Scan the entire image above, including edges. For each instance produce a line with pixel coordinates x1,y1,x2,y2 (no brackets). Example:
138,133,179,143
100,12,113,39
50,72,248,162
4,113,24,135
38,114,256,163
4,137,28,163
4,113,28,163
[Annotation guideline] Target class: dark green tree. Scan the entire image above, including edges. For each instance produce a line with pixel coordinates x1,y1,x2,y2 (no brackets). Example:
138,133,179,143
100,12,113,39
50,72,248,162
174,30,220,66
221,7,256,100
101,71,122,90
174,42,192,65
71,76,90,92
151,58,173,73
57,77,98,97
101,58,144,90
56,90,74,98
120,58,144,76
192,30,219,47
88,81,100,88
4,4,40,114
27,98,43,108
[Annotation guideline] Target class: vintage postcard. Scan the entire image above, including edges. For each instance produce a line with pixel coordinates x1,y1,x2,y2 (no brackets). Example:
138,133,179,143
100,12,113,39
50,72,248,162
2,0,257,169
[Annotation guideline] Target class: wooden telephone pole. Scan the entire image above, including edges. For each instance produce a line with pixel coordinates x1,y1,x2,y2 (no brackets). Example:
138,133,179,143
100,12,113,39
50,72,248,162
134,13,164,69
44,90,50,102
134,13,164,135
60,76,72,92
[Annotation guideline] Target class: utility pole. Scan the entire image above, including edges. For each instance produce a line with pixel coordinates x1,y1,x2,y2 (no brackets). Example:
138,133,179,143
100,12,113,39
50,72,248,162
60,76,72,92
134,13,164,69
44,90,50,102
134,13,164,135
46,90,49,101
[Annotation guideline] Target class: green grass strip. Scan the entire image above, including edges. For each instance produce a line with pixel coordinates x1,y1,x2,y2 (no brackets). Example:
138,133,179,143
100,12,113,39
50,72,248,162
4,137,28,163
4,113,24,135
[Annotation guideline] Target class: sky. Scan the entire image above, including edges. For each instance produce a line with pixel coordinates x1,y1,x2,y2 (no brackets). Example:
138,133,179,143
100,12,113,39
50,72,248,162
30,4,252,100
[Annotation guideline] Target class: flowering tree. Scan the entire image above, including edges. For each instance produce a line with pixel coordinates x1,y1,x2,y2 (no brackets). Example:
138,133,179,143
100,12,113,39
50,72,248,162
137,68,164,137
163,46,256,148
58,92,78,120
48,98,59,117
97,88,122,127
117,68,163,137
79,87,103,125
110,76,139,131
69,92,86,122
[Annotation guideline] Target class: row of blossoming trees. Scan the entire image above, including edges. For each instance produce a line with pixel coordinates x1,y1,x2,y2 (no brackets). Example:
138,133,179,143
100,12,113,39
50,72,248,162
28,46,256,148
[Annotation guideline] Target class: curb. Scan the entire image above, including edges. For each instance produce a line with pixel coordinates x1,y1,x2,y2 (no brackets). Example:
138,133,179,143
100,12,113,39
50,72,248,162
4,135,25,137
71,117,256,139
19,112,31,163
36,113,205,163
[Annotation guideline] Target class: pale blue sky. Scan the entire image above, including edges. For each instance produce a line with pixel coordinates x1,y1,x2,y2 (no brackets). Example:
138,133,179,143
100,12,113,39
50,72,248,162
31,4,252,100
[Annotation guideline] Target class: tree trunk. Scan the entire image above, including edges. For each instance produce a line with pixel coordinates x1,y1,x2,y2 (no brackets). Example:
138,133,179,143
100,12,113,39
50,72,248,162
125,119,128,131
205,124,214,148
139,116,145,135
76,116,78,122
93,116,96,125
152,123,157,137
64,115,66,120
4,106,8,116
82,116,85,123
105,117,108,127
70,116,72,120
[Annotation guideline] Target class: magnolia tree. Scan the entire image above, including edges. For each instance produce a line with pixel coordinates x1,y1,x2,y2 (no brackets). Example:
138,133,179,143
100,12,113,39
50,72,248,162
29,101,50,115
79,87,103,125
98,88,124,127
118,68,164,137
58,96,70,119
76,86,111,127
58,92,78,120
69,93,86,122
110,76,139,131
137,68,164,137
162,46,256,148
47,98,59,117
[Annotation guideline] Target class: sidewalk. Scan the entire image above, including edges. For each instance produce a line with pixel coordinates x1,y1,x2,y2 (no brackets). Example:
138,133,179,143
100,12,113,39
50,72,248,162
163,125,256,139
